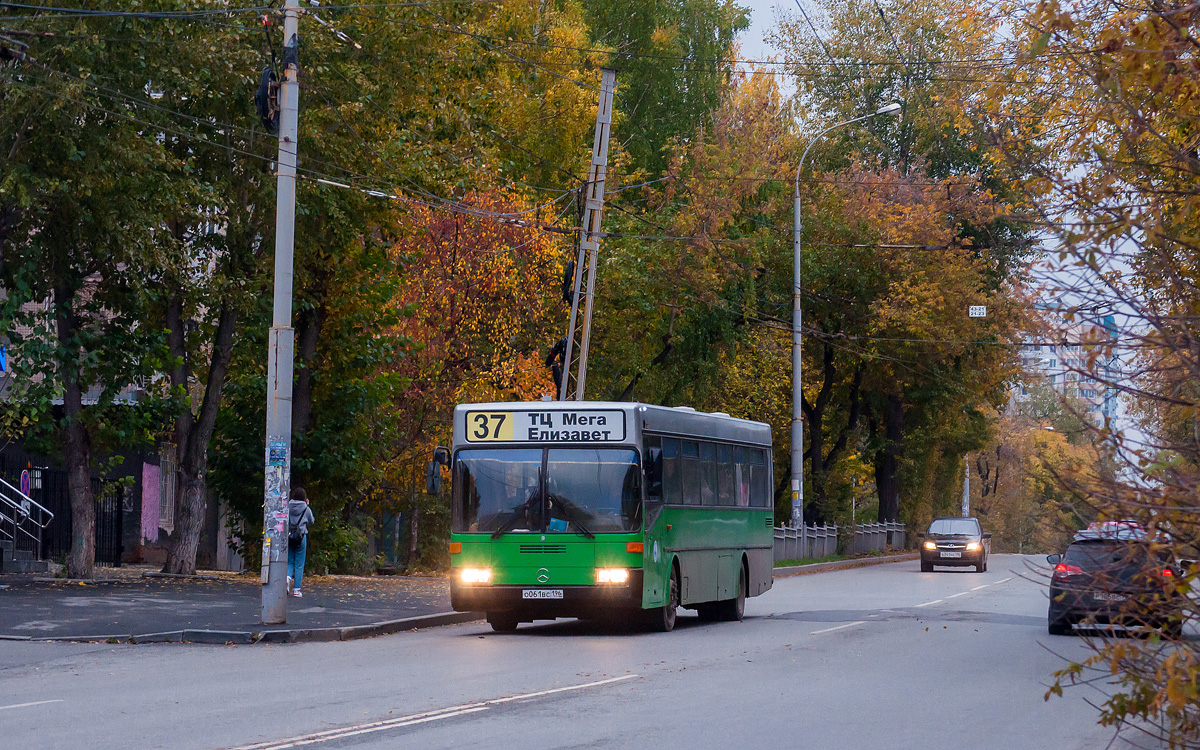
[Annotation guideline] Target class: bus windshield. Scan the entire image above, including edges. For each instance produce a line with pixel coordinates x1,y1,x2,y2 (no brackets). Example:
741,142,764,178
454,447,641,534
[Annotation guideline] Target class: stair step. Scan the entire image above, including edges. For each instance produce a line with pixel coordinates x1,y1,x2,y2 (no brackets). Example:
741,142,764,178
0,558,48,573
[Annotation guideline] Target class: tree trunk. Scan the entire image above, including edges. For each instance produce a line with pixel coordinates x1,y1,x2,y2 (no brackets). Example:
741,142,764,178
875,394,904,523
56,291,95,579
291,299,326,446
408,492,420,566
163,302,238,574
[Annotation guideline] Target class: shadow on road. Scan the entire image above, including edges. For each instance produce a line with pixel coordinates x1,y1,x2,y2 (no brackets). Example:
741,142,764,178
459,611,731,637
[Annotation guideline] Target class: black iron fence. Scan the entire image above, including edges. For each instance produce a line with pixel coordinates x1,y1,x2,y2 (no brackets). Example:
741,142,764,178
0,451,123,567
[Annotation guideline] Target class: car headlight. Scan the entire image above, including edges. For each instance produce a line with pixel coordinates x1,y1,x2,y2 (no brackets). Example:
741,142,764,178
966,541,981,552
596,568,629,584
460,567,491,584
923,541,937,551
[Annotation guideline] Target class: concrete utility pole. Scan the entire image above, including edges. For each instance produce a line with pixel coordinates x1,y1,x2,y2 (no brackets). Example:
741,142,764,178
261,0,301,625
961,455,970,517
560,69,616,401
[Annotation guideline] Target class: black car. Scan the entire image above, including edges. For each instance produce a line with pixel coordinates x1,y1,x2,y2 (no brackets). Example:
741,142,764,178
920,516,991,572
1046,529,1183,637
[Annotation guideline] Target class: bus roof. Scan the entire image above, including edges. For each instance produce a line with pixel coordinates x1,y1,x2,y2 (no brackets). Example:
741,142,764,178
453,401,771,448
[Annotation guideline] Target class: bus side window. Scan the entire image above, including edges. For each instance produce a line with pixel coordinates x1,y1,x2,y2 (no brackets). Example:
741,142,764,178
700,442,717,506
717,444,735,506
644,437,663,503
662,438,681,504
682,440,700,505
749,449,769,508
734,446,750,507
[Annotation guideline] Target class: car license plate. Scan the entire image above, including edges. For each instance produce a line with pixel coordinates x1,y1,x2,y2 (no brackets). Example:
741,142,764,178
940,551,962,558
522,589,563,600
1093,592,1127,603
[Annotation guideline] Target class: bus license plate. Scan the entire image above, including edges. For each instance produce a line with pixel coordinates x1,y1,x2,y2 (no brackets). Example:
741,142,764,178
522,589,563,600
940,551,962,558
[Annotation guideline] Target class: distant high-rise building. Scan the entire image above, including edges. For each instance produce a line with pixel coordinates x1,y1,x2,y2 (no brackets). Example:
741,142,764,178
1014,315,1119,424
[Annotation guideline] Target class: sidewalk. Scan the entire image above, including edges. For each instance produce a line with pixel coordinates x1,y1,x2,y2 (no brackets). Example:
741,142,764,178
0,565,477,644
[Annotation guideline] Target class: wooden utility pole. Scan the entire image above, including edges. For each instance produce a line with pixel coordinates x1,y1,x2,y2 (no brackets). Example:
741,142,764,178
559,69,616,401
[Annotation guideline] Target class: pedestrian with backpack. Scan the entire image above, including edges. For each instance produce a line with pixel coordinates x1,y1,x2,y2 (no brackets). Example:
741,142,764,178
287,487,314,597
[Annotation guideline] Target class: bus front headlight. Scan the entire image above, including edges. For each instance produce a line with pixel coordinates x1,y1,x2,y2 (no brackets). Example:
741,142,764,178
596,568,629,584
460,568,491,584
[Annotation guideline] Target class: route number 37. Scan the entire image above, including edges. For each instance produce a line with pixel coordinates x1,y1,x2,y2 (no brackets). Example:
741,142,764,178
467,412,513,442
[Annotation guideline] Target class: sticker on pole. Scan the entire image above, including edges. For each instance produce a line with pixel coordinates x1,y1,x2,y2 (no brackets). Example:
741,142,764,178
268,440,288,466
968,305,987,318
465,409,626,443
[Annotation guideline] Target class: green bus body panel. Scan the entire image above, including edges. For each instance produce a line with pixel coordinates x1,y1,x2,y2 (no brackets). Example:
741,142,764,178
643,507,774,607
449,401,775,614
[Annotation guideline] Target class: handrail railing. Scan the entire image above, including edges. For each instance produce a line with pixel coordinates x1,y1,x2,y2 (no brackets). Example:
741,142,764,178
0,475,54,528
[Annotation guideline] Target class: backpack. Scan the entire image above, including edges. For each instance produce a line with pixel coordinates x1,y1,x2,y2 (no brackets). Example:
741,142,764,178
288,503,308,550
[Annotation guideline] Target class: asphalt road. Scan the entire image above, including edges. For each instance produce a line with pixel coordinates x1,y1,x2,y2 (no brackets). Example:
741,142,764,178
0,555,1162,750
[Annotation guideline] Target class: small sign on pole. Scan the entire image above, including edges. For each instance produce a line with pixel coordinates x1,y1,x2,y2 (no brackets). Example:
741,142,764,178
968,305,987,318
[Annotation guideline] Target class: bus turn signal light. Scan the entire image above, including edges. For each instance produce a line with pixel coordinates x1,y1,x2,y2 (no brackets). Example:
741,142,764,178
449,542,462,555
626,542,644,554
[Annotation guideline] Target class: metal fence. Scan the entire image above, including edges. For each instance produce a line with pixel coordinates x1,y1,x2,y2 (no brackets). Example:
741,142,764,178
0,452,124,567
774,521,907,563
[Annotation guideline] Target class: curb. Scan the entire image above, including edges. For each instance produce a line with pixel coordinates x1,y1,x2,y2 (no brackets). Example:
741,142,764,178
6,611,485,645
141,572,220,581
29,578,126,585
773,552,919,578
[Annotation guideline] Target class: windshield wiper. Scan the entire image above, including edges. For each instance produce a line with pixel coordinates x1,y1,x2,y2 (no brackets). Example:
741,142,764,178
490,515,523,540
550,497,595,539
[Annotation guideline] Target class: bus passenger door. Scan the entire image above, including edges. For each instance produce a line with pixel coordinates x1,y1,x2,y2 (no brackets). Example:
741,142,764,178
641,439,669,608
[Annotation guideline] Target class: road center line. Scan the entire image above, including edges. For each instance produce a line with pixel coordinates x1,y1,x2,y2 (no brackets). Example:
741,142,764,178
230,674,638,750
995,577,1013,584
0,699,64,711
914,599,944,607
811,621,866,635
970,585,988,591
944,592,970,599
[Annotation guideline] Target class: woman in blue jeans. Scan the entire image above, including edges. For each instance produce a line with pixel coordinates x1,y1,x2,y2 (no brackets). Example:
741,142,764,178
287,487,314,597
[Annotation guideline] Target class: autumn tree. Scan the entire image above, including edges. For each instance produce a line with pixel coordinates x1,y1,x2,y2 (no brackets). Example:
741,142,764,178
985,0,1200,742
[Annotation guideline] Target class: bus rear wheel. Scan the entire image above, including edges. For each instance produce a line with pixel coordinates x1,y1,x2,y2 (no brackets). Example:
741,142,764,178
648,567,679,632
487,612,519,632
716,564,747,622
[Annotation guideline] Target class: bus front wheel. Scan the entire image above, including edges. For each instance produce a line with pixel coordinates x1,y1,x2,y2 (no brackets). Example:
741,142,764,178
648,567,679,632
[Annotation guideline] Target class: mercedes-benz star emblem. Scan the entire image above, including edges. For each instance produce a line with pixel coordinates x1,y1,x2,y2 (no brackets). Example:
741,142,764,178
536,568,550,584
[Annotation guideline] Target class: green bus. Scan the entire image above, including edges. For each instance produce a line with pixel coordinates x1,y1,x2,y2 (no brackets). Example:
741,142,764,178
444,401,774,632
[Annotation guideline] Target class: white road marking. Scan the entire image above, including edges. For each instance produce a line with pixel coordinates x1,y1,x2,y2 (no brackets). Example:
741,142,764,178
914,599,944,608
944,592,970,599
970,585,988,591
0,700,64,711
230,674,638,750
810,621,866,635
995,577,1013,584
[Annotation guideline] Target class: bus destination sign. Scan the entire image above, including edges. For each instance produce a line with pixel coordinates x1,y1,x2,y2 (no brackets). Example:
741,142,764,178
465,409,627,443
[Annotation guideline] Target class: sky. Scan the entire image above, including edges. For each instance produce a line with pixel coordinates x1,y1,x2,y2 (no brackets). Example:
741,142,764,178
736,0,787,63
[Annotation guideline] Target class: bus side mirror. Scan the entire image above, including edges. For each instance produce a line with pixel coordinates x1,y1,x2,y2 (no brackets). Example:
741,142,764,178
426,447,450,495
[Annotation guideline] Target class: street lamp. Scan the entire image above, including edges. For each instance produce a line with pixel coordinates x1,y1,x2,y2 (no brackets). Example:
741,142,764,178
790,102,902,527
